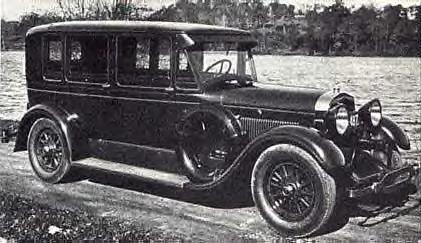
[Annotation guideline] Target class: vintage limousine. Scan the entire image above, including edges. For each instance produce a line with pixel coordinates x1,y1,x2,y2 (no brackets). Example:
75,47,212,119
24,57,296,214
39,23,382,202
4,21,418,237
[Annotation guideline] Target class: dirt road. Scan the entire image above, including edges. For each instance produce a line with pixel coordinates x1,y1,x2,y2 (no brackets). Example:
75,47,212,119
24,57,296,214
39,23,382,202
0,142,419,241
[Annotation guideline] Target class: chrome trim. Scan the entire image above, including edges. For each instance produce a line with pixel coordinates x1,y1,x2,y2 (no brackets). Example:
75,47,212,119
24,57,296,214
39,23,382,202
93,138,176,154
239,117,299,139
315,91,335,112
27,88,201,105
226,105,312,116
315,90,354,112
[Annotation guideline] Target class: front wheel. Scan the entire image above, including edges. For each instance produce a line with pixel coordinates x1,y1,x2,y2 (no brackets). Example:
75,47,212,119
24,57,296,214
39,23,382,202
27,118,71,183
251,144,338,237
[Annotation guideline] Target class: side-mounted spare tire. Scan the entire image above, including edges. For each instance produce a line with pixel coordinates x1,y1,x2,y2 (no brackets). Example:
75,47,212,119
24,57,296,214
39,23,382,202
177,112,240,183
27,118,71,183
251,144,338,237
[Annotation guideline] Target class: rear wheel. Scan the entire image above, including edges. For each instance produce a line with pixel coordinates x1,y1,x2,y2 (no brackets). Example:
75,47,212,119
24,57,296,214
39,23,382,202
251,144,338,237
27,118,71,183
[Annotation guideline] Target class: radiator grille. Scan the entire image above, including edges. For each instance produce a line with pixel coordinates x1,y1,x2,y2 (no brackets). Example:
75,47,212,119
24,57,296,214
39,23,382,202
239,117,299,139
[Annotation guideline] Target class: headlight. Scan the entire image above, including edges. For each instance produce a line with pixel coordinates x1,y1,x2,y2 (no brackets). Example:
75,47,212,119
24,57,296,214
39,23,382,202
369,99,382,127
358,99,382,128
335,106,349,135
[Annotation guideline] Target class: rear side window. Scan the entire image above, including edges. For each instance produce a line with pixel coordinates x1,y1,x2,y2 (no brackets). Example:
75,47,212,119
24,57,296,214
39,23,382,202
117,35,171,88
43,36,63,81
66,35,109,84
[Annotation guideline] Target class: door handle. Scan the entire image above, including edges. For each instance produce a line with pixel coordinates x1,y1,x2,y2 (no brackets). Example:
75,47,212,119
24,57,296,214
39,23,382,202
101,83,111,88
164,87,175,93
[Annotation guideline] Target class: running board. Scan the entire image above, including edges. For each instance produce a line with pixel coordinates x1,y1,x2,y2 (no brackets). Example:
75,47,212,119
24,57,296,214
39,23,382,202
73,158,190,188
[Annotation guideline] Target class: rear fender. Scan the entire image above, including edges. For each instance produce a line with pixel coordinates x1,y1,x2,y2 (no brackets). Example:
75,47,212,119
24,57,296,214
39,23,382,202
14,104,88,160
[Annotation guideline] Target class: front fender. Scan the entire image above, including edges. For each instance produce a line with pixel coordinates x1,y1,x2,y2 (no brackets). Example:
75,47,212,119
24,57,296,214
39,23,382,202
380,116,410,150
185,125,345,191
240,126,346,173
176,104,243,140
14,104,88,160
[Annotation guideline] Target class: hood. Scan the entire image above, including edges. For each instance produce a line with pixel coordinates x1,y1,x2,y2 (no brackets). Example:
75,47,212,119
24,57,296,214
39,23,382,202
205,83,325,113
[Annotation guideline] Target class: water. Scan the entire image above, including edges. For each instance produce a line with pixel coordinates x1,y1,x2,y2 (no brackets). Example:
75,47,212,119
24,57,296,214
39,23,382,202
1,51,420,161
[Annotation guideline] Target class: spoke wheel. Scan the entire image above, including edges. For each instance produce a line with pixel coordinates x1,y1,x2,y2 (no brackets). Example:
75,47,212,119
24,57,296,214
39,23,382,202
28,118,71,183
34,128,64,173
266,162,316,222
251,144,338,237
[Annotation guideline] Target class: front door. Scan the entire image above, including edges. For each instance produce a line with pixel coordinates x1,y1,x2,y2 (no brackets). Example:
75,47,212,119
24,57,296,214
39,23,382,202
111,34,178,148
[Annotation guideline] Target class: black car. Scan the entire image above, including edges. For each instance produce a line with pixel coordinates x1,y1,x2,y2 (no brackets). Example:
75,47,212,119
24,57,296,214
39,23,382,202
4,21,418,237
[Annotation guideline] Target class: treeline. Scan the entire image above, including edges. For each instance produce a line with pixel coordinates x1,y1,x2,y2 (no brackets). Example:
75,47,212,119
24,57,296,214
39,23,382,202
148,0,420,56
1,0,152,50
2,0,420,57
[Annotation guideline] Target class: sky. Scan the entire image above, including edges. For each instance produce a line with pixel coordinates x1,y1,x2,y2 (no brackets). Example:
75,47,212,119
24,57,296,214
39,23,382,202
1,0,420,21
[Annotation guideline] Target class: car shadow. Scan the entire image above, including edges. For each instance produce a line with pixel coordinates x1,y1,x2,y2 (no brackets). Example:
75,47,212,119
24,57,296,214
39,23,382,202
346,185,419,227
310,185,419,237
63,166,255,209
63,164,419,236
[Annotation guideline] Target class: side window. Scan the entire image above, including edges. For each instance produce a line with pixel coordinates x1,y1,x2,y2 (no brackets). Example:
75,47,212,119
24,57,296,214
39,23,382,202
158,39,170,71
176,51,198,90
136,42,150,70
117,36,150,86
66,35,108,84
117,36,171,88
43,36,63,81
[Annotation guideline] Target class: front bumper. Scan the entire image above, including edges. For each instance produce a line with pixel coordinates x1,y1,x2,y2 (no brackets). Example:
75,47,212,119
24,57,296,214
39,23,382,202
348,164,420,198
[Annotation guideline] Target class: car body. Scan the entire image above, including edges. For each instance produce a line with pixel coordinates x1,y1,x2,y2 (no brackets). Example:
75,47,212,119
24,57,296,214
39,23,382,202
4,21,418,237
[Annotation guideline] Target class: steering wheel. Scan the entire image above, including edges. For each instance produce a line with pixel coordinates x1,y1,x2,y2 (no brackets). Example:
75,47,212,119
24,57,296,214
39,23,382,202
205,59,232,74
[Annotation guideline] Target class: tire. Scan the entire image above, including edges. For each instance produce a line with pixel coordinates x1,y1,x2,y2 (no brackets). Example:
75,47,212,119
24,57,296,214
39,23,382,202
27,118,71,183
251,144,337,237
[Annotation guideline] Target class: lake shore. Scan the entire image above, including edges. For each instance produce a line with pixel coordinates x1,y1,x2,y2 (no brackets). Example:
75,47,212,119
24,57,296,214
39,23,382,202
2,46,420,58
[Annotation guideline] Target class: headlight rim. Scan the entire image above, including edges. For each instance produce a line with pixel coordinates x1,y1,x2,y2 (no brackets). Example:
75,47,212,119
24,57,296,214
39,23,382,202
369,99,382,127
334,105,350,135
358,98,383,128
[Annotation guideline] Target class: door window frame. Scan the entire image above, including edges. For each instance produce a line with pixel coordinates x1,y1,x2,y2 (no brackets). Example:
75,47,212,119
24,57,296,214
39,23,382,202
64,33,111,86
174,49,202,93
41,33,64,83
115,33,174,91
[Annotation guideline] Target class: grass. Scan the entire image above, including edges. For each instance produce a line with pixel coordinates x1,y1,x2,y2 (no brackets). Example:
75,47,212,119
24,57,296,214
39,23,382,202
0,191,181,241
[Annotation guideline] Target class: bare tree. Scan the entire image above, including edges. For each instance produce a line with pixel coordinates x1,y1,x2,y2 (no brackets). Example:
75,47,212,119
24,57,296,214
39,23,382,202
56,0,148,20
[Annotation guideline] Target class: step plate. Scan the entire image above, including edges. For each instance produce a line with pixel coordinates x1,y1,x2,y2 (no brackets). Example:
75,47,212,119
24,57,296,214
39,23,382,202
73,158,189,188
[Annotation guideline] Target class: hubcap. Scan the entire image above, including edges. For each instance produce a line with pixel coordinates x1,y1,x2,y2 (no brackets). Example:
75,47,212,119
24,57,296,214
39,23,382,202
265,162,316,221
34,128,63,173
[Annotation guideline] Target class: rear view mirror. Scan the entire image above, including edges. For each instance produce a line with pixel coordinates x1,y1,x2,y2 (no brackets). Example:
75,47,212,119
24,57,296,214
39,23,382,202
175,33,195,49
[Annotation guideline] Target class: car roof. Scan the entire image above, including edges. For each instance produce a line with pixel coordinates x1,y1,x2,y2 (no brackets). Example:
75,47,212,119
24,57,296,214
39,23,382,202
27,20,251,37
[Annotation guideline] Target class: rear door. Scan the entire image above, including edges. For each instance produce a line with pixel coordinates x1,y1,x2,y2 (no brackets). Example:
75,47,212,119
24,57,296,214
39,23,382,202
61,33,116,140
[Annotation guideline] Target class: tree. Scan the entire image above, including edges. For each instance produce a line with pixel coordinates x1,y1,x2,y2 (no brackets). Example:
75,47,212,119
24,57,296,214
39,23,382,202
56,0,149,20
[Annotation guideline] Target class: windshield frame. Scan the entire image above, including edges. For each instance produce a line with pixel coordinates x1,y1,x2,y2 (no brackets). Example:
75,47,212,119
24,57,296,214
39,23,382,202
178,39,257,92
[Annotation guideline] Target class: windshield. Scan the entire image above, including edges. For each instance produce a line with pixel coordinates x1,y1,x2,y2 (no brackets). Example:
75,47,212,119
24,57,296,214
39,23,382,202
177,42,257,90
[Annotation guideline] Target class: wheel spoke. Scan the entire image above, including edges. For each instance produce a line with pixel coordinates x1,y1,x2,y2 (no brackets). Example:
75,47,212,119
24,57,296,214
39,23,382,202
52,157,59,167
282,165,288,178
300,190,314,197
270,181,284,189
299,197,311,208
294,168,302,182
295,200,303,214
273,171,284,182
